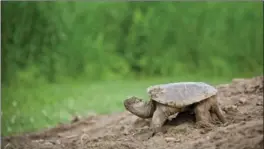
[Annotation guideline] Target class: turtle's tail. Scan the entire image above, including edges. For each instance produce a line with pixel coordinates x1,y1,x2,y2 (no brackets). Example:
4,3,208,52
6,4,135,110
124,96,155,119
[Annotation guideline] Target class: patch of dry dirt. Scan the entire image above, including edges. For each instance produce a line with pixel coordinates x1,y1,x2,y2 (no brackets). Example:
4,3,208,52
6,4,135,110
2,76,263,149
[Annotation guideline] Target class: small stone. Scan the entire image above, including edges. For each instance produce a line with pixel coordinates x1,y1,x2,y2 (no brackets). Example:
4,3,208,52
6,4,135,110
32,139,44,143
57,133,63,138
231,105,238,110
43,141,53,146
239,98,247,104
223,122,229,127
213,135,221,140
224,105,238,112
239,121,246,125
165,137,181,142
256,102,263,106
56,140,61,145
142,126,148,129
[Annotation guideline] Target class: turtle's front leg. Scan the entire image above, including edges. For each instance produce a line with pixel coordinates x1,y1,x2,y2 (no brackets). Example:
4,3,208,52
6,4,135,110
132,108,167,141
151,103,179,135
151,108,168,134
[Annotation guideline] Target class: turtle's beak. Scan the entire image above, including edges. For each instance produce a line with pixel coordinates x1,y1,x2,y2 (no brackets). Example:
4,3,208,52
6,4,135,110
124,97,141,110
123,97,154,119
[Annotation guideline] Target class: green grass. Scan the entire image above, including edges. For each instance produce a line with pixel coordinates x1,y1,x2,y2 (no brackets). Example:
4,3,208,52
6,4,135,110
1,75,249,136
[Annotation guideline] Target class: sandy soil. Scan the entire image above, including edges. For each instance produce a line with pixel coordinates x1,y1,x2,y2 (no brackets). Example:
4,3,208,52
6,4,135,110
2,76,263,149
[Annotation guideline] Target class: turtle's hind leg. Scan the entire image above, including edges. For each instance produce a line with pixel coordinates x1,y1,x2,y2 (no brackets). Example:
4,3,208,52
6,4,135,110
194,98,214,129
210,96,226,123
194,95,226,130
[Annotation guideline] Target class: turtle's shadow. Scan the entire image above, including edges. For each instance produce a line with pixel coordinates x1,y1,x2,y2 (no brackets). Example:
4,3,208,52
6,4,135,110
166,111,196,126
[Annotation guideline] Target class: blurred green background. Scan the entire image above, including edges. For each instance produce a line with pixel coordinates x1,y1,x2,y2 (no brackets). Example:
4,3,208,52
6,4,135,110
1,2,263,136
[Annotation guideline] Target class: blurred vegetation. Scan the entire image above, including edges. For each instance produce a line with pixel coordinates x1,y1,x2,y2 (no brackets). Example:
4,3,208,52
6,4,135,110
2,2,263,87
1,2,263,136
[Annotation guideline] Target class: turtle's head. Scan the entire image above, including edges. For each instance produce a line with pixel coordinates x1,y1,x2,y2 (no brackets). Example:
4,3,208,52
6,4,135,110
123,96,144,111
123,96,155,118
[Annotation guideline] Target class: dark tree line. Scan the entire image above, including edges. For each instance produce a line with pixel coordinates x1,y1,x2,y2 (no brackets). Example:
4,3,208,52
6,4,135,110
2,2,263,86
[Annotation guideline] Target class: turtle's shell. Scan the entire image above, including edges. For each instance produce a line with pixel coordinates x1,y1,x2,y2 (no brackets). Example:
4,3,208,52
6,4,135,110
147,82,217,108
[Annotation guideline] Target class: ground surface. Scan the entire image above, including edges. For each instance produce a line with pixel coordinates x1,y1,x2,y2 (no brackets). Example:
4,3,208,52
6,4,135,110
2,76,263,149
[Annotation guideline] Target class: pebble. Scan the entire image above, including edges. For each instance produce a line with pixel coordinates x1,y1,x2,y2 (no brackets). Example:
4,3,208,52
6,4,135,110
238,98,247,104
41,141,54,146
165,137,181,142
256,102,263,106
231,105,238,110
32,139,45,143
142,126,148,129
224,105,238,112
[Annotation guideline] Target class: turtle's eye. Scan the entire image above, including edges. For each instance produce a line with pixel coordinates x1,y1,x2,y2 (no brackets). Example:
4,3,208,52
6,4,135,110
132,96,137,100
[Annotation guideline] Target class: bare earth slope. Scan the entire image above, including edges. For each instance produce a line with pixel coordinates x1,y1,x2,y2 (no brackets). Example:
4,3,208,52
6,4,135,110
2,76,263,149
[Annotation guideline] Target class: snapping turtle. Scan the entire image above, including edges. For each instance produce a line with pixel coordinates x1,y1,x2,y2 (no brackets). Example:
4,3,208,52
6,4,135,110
124,82,226,134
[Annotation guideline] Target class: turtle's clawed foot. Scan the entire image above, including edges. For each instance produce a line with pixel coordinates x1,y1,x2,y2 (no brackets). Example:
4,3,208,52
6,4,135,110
148,127,167,137
195,121,214,128
195,121,214,133
133,127,166,140
133,128,155,141
154,127,167,135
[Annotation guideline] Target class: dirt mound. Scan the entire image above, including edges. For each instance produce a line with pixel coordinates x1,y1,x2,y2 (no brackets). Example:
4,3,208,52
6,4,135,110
2,76,263,149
